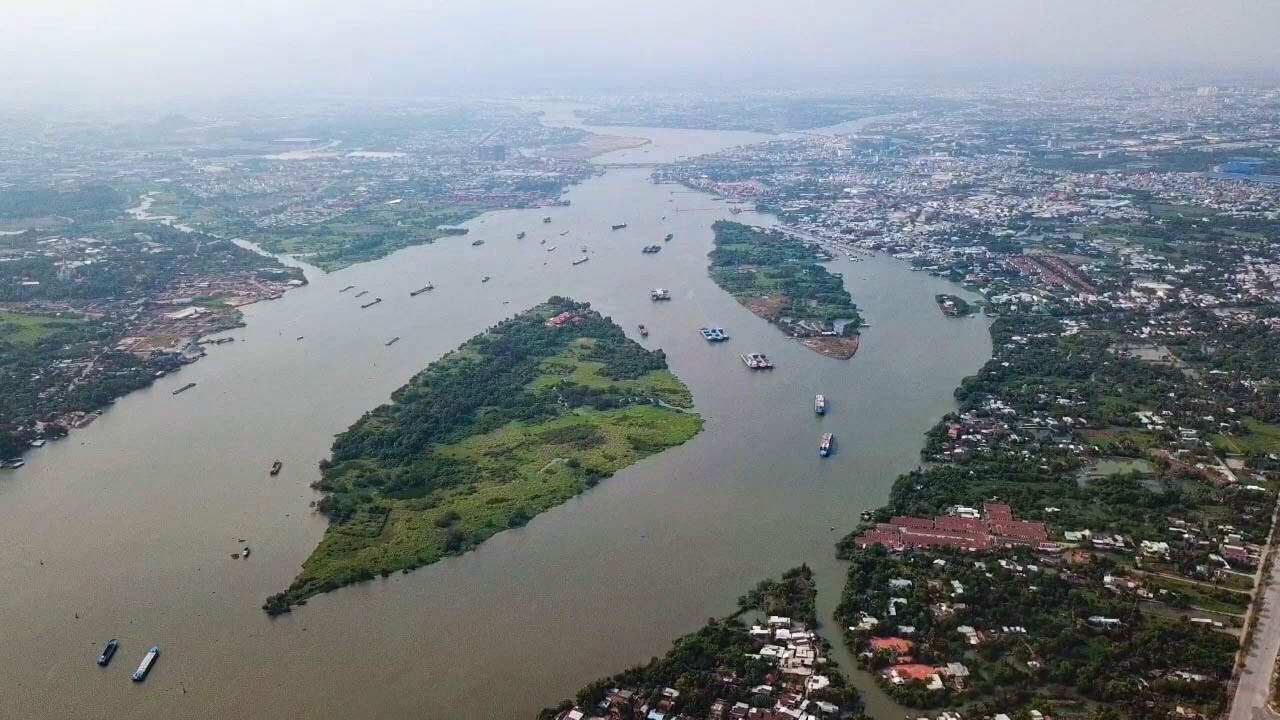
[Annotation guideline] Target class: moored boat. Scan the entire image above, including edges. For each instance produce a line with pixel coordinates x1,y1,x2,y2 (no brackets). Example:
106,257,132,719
638,324,648,337
132,646,159,682
97,638,118,666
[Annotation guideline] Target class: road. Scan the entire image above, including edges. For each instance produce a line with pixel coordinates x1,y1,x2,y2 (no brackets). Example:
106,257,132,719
1230,530,1280,720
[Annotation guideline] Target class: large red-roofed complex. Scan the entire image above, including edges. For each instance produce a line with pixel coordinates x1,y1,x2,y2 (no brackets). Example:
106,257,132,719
855,502,1048,552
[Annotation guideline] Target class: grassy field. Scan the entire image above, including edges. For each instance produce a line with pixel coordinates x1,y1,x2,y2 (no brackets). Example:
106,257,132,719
0,311,83,345
267,300,702,611
1212,420,1280,456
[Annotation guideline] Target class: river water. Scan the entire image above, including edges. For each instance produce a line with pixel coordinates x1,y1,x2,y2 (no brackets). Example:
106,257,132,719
0,110,990,718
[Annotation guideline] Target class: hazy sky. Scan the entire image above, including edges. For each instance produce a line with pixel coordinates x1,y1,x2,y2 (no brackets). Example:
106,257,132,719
6,0,1280,103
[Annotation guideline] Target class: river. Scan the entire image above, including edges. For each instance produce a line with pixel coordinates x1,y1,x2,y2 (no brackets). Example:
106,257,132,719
0,110,990,718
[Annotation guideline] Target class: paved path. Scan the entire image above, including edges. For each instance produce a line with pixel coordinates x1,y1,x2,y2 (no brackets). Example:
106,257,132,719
1231,540,1280,720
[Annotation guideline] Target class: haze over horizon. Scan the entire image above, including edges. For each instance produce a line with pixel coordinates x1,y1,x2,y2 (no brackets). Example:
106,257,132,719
7,0,1280,109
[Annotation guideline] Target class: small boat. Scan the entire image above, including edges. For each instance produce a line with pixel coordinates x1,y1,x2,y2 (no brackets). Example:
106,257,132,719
546,245,556,252
471,239,485,246
385,337,400,346
543,217,552,223
559,231,569,236
664,233,673,241
242,546,250,558
572,256,589,266
516,231,526,239
338,285,355,293
410,284,433,296
650,288,671,301
172,382,197,395
815,394,826,415
361,298,382,309
481,276,490,283
819,433,834,457
355,290,369,298
638,324,648,337
270,460,283,475
296,336,304,341
539,238,546,245
97,639,119,666
611,223,627,230
132,646,159,682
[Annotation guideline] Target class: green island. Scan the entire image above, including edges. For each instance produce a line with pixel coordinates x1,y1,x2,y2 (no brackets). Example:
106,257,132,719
253,202,485,272
540,565,861,719
709,221,862,359
264,298,701,613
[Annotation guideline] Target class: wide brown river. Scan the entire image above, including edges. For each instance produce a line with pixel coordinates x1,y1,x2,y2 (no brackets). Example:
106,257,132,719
0,109,989,718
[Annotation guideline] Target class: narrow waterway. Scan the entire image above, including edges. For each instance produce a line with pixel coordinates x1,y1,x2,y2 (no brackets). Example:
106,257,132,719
0,112,989,719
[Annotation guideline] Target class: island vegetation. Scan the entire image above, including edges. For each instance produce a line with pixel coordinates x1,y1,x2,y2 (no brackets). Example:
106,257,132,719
264,298,701,613
708,221,862,359
539,565,862,720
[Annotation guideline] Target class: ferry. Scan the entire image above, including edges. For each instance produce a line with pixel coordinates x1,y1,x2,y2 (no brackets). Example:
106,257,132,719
699,327,728,342
360,298,382,309
815,394,826,415
410,283,433,296
269,460,283,475
355,290,369,298
664,233,673,241
385,336,400,346
97,638,118,666
132,646,159,682
611,223,627,230
638,324,648,337
172,382,197,395
572,256,589,266
471,239,485,246
338,285,355,293
819,433,834,457
650,288,671,301
516,231,525,240
741,352,773,369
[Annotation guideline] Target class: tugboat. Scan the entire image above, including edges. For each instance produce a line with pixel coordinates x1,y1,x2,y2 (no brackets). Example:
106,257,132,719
97,639,119,666
819,433,834,457
269,460,283,475
638,324,648,337
132,646,159,682
815,394,826,415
